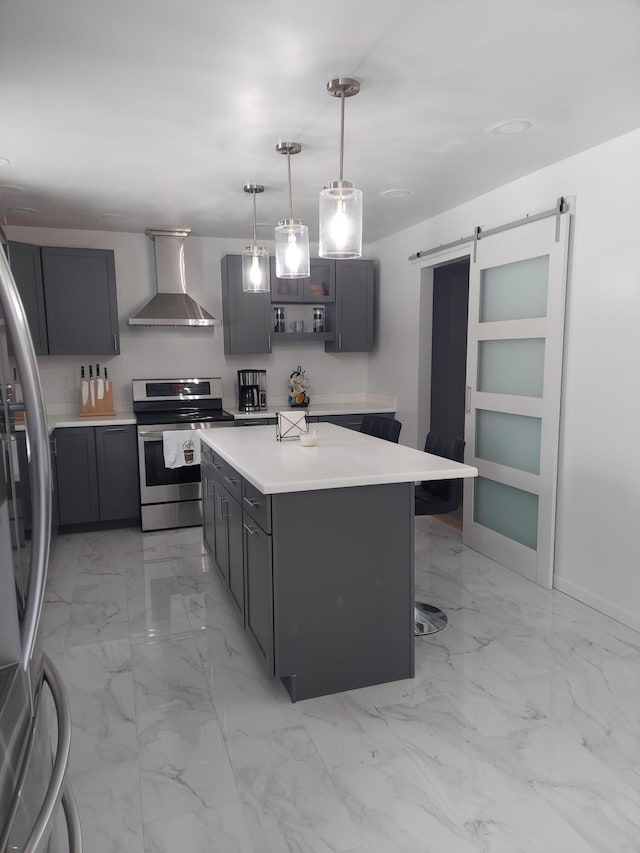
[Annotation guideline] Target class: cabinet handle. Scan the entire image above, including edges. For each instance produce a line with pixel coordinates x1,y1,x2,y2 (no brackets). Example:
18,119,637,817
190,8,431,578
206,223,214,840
268,333,272,352
243,522,259,536
105,427,125,432
243,496,259,508
113,333,118,351
465,385,471,415
220,497,227,520
338,333,342,350
223,474,237,486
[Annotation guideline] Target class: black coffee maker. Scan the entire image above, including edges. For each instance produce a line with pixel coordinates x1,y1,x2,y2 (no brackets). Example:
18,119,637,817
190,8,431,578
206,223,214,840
237,369,267,412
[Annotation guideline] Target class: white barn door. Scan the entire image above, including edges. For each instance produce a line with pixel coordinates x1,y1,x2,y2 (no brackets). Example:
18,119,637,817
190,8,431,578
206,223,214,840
462,210,571,589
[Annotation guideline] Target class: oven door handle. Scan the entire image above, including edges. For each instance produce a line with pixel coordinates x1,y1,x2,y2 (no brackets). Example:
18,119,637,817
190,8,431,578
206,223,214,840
138,429,164,438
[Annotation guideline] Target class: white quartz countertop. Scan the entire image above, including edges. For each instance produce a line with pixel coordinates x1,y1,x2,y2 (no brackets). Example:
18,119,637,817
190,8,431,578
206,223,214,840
200,423,478,494
15,412,136,431
228,402,396,420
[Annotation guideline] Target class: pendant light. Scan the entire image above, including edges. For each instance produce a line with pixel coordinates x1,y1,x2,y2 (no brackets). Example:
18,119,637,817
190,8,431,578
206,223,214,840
319,77,363,259
275,142,310,279
242,184,270,293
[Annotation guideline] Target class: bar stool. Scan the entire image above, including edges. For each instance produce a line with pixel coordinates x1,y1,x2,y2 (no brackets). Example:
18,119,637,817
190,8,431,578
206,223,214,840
414,433,465,636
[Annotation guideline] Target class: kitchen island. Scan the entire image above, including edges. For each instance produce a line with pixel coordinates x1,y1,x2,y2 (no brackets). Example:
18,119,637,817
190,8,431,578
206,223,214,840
200,423,477,701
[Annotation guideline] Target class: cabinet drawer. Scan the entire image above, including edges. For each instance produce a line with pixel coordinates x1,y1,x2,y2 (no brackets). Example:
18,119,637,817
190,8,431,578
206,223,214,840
242,480,271,533
201,443,213,466
211,454,242,503
318,414,365,431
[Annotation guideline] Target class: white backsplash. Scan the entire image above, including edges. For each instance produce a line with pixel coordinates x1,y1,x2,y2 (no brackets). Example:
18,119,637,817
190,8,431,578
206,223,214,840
6,225,375,415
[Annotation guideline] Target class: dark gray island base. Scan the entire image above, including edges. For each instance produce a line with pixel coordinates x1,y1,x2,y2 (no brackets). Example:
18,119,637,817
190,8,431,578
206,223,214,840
201,442,415,702
272,483,415,701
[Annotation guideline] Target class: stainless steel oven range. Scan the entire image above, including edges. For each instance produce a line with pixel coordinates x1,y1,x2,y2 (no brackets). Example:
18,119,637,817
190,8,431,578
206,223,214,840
133,377,234,531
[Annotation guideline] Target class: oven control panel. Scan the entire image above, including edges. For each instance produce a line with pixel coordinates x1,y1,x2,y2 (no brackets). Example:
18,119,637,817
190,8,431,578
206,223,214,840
132,377,223,402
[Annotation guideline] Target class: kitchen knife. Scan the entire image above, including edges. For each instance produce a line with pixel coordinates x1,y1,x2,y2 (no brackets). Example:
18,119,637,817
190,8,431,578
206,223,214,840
88,364,95,407
81,365,89,406
96,363,104,400
104,365,110,392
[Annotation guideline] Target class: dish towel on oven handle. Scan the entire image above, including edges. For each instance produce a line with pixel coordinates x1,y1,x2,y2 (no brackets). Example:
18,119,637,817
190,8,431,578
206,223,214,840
162,430,201,468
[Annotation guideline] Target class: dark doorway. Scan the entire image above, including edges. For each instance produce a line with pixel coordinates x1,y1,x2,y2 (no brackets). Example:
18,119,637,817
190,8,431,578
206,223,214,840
430,259,470,441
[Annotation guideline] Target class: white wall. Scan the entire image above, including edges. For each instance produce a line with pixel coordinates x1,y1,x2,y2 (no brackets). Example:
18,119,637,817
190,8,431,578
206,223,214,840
4,226,370,412
367,127,640,629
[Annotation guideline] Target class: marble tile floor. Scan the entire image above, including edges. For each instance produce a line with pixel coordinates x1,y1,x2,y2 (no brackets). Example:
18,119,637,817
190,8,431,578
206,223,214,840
42,518,640,853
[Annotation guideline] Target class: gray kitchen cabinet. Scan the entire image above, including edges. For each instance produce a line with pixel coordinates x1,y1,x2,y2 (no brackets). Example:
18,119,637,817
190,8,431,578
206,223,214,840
213,479,229,584
95,425,139,521
8,242,48,355
7,242,120,356
201,444,245,621
325,259,375,353
201,459,216,560
221,255,272,354
41,247,119,355
226,488,245,622
55,427,99,525
316,412,394,432
270,258,335,303
243,513,274,673
55,425,139,527
15,430,59,536
199,439,413,701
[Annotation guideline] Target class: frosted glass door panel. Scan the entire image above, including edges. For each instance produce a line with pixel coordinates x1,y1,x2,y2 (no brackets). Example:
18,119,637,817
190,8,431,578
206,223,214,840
480,255,549,322
478,338,545,397
474,477,538,550
476,409,542,474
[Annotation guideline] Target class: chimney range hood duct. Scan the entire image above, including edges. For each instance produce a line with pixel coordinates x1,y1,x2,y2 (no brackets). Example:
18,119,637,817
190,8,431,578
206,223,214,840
129,229,216,326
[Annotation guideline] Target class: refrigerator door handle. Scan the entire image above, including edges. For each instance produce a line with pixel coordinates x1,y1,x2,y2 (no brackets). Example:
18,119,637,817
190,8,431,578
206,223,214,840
0,248,52,672
61,783,83,853
22,654,73,853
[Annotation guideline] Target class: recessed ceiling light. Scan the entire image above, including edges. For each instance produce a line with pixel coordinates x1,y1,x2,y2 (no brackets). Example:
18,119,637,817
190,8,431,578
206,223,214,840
0,156,10,167
7,206,36,214
487,119,534,136
379,188,413,199
0,184,23,193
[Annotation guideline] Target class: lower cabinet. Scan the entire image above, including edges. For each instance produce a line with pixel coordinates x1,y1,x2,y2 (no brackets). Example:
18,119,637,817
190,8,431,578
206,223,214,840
310,412,394,431
226,492,244,619
202,446,245,622
15,430,59,535
243,515,273,671
55,425,139,526
201,459,216,561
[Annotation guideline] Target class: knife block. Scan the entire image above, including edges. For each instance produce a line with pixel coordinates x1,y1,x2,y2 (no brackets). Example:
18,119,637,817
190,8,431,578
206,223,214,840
79,380,116,417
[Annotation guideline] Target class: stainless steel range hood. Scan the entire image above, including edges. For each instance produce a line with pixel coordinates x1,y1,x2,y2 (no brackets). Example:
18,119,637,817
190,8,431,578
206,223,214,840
129,229,216,327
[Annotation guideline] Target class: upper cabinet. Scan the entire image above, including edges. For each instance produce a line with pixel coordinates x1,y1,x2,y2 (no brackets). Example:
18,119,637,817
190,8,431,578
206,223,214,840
8,242,120,356
221,254,272,354
270,258,335,303
221,254,375,354
324,259,375,353
8,242,48,355
41,247,119,355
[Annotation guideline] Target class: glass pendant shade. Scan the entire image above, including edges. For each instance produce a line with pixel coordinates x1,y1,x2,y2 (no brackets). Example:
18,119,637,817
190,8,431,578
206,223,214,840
319,181,363,259
242,245,270,293
275,218,310,278
241,183,270,293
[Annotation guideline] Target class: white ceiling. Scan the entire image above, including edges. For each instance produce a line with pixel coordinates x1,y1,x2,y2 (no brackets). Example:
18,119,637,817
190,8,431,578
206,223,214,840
1,0,639,244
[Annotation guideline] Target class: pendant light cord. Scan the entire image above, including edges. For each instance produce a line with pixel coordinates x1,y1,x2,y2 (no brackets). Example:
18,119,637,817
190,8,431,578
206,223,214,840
252,190,257,247
287,149,294,219
339,90,345,183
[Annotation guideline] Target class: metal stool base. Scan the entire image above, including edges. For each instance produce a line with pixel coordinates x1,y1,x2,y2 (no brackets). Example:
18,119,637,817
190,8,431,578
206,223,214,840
415,602,448,636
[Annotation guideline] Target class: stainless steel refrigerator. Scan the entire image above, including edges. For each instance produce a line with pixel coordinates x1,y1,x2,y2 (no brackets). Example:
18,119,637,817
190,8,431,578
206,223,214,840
0,237,81,851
